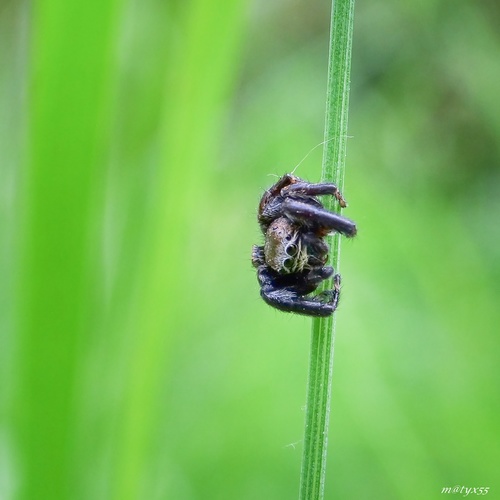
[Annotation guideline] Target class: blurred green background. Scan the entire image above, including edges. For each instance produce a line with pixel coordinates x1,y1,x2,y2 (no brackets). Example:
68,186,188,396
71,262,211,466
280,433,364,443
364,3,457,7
1,0,499,499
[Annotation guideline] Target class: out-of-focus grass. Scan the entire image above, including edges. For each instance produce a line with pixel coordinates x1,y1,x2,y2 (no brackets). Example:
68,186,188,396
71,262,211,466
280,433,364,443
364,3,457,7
104,2,248,499
15,0,123,499
1,0,499,499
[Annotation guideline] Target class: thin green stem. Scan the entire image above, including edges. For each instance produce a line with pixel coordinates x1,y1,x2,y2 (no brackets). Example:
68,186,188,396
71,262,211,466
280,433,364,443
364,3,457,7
299,0,355,498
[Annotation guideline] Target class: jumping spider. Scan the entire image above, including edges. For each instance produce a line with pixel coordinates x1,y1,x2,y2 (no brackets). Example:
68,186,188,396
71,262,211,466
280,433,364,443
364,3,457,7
252,174,357,317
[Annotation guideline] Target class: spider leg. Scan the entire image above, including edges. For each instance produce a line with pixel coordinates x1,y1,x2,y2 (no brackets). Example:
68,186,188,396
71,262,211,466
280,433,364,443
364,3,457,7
261,289,337,317
251,245,266,268
313,274,341,313
281,181,347,207
305,266,334,284
276,266,334,295
282,198,357,237
301,232,329,266
256,266,341,317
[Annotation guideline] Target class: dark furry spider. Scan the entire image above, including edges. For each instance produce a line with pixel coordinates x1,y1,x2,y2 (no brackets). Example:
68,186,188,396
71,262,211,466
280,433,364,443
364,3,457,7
252,174,357,317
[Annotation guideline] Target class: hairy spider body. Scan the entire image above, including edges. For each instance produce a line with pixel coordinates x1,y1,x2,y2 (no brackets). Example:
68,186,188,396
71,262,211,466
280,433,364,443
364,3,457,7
252,174,357,317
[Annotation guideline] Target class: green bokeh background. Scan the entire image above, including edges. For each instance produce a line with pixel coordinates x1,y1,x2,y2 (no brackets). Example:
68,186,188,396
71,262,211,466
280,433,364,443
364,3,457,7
1,0,499,499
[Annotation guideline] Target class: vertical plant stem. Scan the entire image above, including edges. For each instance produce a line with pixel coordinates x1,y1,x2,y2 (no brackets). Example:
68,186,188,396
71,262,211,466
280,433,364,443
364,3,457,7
299,0,355,498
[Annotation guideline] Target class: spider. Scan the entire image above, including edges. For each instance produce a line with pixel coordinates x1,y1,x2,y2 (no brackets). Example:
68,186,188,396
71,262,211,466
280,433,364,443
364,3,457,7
252,173,357,317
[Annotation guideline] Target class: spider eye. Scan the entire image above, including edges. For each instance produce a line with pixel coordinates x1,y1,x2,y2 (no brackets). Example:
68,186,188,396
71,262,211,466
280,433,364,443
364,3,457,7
286,244,298,256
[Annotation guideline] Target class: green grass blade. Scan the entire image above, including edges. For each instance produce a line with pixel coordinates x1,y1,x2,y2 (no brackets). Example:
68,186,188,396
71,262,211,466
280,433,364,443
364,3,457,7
299,0,355,498
109,1,247,498
15,0,122,498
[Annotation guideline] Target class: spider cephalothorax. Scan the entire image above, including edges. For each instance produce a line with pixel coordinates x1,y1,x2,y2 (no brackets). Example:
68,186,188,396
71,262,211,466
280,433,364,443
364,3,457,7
252,174,357,317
